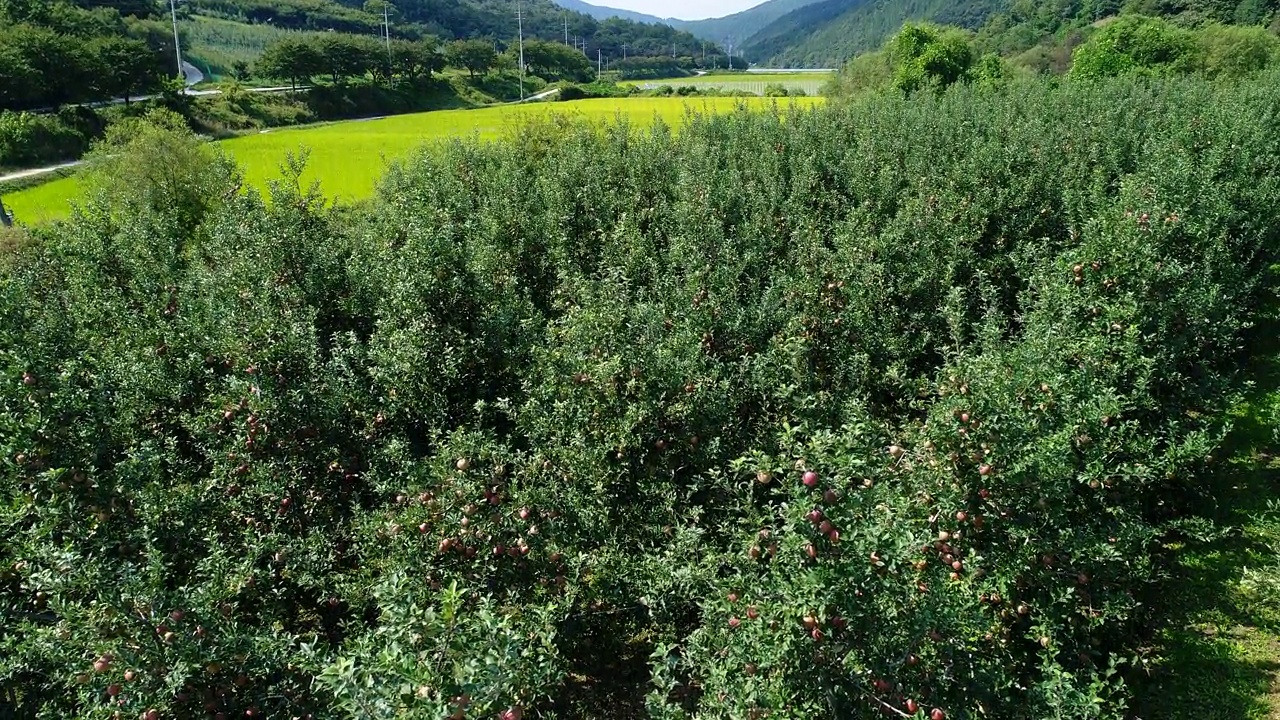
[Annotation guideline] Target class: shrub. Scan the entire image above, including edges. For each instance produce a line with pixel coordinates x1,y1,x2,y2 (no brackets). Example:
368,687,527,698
2,73,1279,719
0,108,104,169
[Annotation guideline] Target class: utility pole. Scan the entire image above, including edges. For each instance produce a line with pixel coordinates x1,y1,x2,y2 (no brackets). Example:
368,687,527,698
621,43,627,61
564,12,568,45
597,48,601,75
516,0,525,100
168,0,183,80
383,3,392,75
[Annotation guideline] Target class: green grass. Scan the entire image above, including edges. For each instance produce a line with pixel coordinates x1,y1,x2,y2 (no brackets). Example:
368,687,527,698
1,96,821,224
619,72,834,96
1131,287,1280,719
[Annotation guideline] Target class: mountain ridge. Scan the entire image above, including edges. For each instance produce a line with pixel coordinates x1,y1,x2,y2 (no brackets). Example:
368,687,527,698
547,0,833,47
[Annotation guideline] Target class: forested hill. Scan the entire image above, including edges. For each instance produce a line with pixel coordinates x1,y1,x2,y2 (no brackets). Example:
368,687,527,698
549,0,670,26
743,0,1000,66
190,0,716,57
740,0,1280,66
675,0,829,47
547,0,835,49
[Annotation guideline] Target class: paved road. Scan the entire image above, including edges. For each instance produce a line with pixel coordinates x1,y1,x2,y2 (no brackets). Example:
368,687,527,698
0,161,82,185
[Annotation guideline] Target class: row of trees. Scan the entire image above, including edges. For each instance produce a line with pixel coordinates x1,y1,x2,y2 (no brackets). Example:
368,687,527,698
610,54,749,79
258,35,444,88
0,1,176,111
190,0,722,66
257,34,601,87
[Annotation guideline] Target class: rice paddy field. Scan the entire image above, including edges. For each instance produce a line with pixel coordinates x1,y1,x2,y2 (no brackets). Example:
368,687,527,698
2,96,822,224
620,72,835,96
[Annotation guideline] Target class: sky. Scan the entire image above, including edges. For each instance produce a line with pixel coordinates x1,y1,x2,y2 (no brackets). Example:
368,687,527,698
600,0,765,20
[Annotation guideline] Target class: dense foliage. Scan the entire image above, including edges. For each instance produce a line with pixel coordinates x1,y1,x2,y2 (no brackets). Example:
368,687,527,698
828,15,1280,97
189,0,723,65
3,73,1280,719
736,0,1280,68
0,0,177,112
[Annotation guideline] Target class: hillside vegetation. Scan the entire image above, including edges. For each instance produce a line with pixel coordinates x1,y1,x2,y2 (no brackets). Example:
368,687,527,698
740,0,1280,67
824,17,1280,97
1,71,1278,718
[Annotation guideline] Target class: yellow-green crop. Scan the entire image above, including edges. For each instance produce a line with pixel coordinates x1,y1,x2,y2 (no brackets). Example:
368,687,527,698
3,96,821,223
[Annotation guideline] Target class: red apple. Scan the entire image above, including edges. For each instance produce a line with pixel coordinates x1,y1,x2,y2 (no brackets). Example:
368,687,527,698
107,684,122,697
802,471,818,487
931,709,945,720
746,606,759,620
905,699,918,713
728,617,741,628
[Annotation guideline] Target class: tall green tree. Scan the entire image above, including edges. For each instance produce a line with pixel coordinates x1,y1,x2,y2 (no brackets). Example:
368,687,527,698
391,37,444,81
889,22,975,93
521,40,593,81
446,38,496,79
91,36,162,103
314,34,376,84
1069,15,1201,78
258,37,324,90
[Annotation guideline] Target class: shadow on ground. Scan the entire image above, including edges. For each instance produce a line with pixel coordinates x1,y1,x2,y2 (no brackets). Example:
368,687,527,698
1132,299,1280,719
